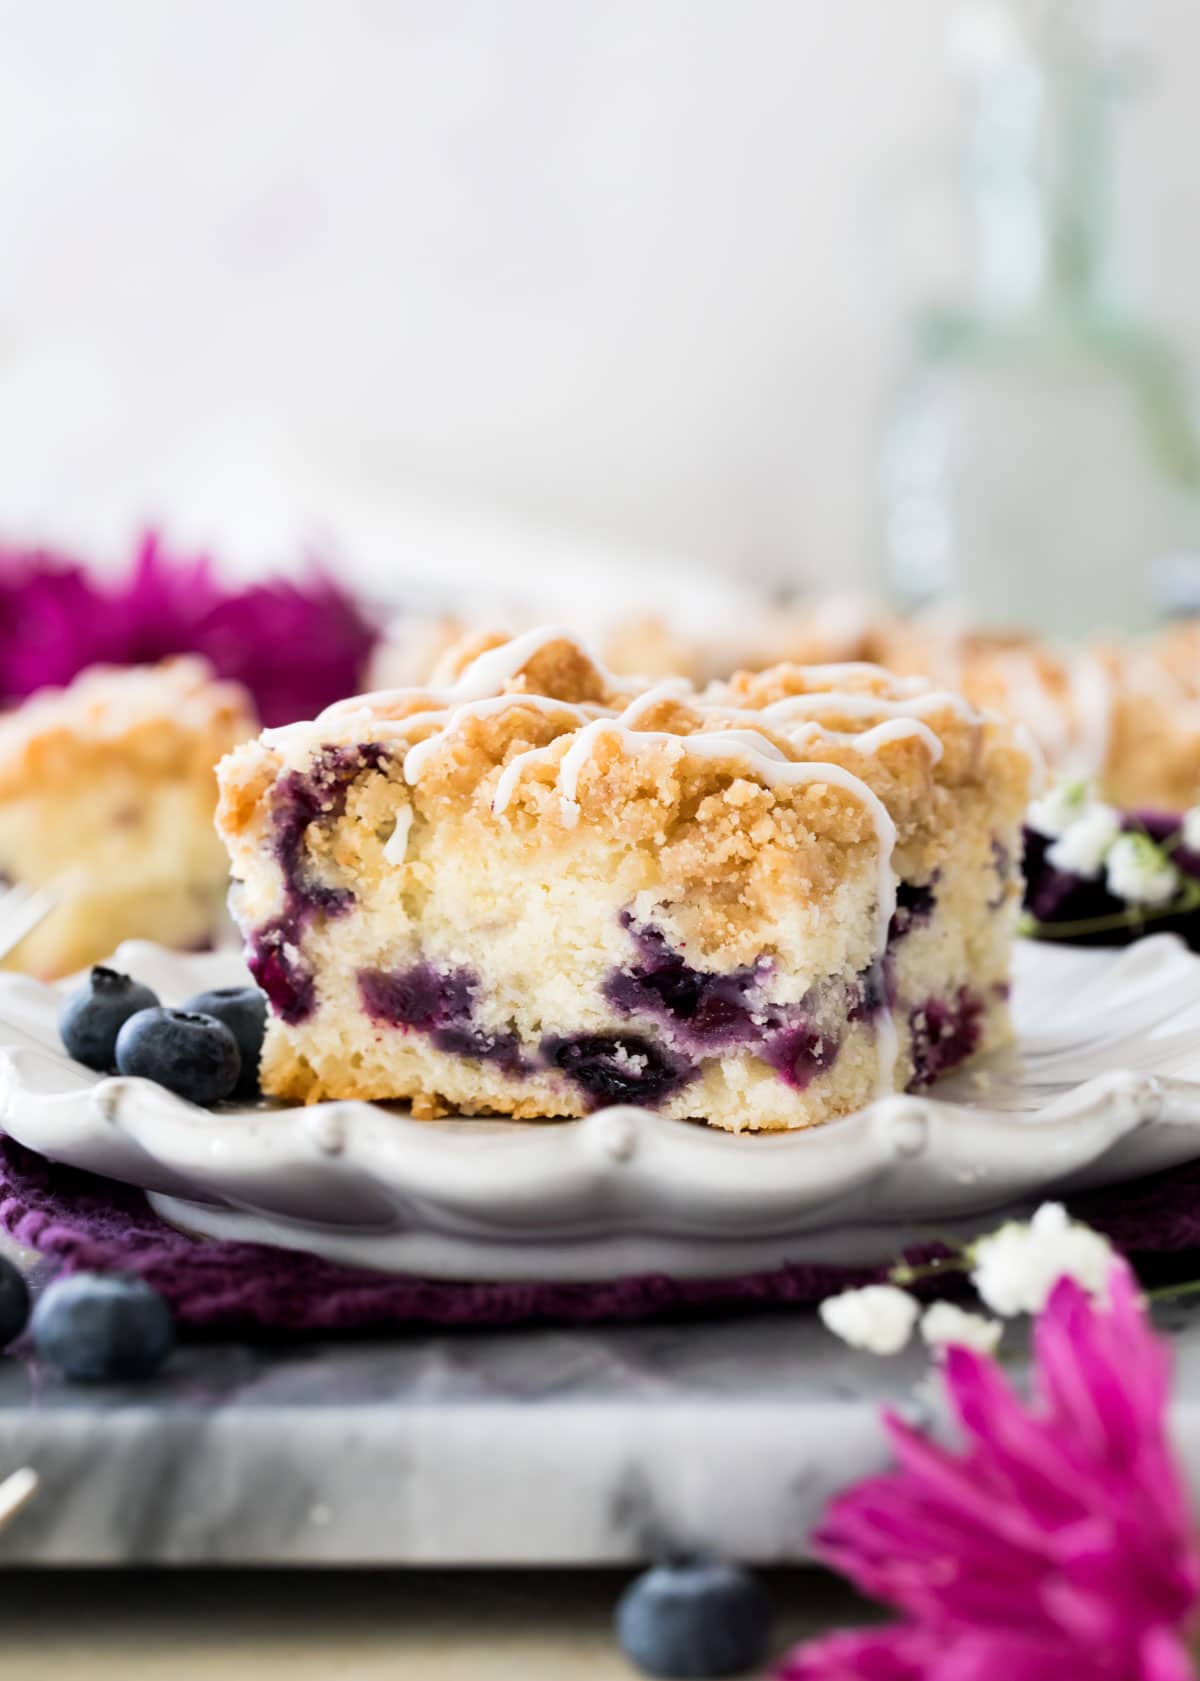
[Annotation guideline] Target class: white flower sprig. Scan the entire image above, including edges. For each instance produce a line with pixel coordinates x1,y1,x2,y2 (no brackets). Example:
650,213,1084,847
1026,778,1092,840
969,1202,1114,1317
1045,803,1120,879
1023,778,1200,939
819,1202,1116,1361
819,1285,919,1356
1104,833,1180,908
920,1301,1003,1357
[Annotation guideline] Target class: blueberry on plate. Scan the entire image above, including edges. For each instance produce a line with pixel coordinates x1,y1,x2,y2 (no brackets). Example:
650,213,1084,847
0,1255,29,1347
181,985,267,1095
115,1007,241,1105
59,967,160,1071
615,1559,772,1678
31,1273,175,1382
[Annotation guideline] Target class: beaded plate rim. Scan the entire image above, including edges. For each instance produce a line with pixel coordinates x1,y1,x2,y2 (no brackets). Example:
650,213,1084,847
0,936,1198,1278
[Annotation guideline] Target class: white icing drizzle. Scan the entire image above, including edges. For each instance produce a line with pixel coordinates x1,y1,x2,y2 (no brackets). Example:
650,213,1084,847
760,688,978,726
443,624,614,700
610,677,693,725
324,624,626,724
400,692,602,785
491,742,568,820
721,712,944,765
773,660,927,697
496,713,902,1097
296,627,989,1104
831,717,945,763
383,804,413,866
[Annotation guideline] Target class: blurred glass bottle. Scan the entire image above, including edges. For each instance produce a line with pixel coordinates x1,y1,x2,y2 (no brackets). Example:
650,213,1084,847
880,0,1200,636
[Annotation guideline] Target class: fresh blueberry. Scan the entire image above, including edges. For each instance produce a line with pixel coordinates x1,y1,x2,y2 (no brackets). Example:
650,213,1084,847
0,1255,29,1347
115,1008,241,1105
30,1273,175,1381
615,1559,772,1678
59,967,160,1071
182,985,267,1094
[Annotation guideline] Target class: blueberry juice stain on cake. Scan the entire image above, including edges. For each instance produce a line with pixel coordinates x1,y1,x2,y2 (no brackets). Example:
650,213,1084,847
602,916,768,1048
889,875,938,941
907,989,985,1087
247,929,315,1026
356,953,692,1107
256,822,987,1113
348,909,860,1112
761,1021,839,1091
843,873,940,1026
885,876,989,1089
542,1033,693,1108
358,963,527,1074
217,628,1031,1124
245,743,388,1023
600,912,845,1097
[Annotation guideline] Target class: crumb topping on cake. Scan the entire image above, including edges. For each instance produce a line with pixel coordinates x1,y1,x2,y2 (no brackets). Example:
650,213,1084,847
217,627,1032,1111
219,626,1031,872
371,596,1200,815
0,656,256,796
224,623,1024,804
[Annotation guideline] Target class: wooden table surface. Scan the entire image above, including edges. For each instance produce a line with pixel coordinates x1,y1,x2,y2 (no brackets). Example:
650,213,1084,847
0,1568,871,1678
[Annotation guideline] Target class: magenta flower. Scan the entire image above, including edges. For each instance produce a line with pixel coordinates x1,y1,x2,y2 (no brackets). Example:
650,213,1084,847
782,1260,1200,1681
0,531,380,725
781,1626,942,1680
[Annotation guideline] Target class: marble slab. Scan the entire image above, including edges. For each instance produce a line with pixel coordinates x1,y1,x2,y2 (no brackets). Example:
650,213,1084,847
2,1291,1200,1566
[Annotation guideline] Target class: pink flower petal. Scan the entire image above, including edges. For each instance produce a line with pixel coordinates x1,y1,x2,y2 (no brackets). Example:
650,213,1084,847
930,1631,1104,1681
777,1623,941,1680
0,531,379,724
1137,1626,1198,1681
808,1253,1200,1671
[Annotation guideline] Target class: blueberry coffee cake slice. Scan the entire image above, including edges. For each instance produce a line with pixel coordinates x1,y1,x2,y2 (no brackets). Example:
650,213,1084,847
216,628,1031,1130
0,658,256,977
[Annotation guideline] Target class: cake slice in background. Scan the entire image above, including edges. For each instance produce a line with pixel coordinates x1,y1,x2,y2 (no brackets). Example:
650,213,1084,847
0,657,256,976
217,627,1031,1131
378,598,1200,818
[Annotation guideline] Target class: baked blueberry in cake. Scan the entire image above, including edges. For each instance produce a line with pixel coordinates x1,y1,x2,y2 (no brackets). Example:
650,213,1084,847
216,627,1031,1130
0,658,255,976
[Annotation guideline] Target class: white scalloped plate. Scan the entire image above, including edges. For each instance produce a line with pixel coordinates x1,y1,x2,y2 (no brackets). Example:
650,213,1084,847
0,936,1199,1279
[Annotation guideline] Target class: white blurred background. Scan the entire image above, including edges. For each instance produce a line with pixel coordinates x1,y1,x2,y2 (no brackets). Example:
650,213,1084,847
0,0,1195,607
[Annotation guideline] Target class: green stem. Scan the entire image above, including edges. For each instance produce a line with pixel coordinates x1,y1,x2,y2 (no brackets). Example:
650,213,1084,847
1022,886,1200,941
890,1255,971,1286
1022,910,1156,939
1147,1278,1200,1303
1022,817,1200,943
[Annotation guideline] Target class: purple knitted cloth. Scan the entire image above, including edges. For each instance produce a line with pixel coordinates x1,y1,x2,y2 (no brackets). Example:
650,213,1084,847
1,1134,1198,1334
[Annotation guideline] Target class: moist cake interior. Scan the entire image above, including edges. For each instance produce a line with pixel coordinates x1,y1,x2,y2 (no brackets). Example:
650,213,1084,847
217,628,1031,1130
